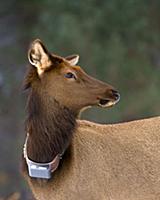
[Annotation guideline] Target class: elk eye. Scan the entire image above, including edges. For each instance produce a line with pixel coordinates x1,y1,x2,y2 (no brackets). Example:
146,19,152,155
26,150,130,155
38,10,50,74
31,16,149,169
64,72,76,79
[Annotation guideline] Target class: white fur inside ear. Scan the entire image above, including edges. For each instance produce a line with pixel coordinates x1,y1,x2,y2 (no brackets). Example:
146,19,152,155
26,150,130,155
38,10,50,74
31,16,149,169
28,40,52,75
28,49,37,66
28,42,46,66
66,55,79,66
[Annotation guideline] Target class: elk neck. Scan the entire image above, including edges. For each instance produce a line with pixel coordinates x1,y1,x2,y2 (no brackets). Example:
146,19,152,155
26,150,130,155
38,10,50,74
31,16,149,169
25,88,77,163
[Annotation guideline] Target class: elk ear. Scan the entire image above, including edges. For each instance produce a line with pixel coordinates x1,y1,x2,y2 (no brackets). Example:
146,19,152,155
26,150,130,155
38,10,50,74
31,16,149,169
28,39,52,75
65,54,79,66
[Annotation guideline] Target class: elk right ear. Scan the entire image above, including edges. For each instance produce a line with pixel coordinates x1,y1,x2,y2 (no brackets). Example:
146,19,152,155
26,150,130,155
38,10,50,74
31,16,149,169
28,39,52,75
65,54,79,66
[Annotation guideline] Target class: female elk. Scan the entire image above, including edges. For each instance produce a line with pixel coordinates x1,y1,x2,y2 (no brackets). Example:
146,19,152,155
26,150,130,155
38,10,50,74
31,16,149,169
22,39,160,200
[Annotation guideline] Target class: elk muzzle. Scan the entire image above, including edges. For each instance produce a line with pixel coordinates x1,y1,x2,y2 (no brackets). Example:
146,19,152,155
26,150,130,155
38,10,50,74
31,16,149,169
98,89,120,108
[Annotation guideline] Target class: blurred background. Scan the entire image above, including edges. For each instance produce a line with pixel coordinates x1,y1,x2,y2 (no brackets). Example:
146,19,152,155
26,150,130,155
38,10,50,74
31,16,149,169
0,0,160,199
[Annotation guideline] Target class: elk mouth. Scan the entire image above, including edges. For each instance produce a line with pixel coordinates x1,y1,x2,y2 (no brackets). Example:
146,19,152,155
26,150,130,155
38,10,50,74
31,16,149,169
98,95,120,108
98,99,114,107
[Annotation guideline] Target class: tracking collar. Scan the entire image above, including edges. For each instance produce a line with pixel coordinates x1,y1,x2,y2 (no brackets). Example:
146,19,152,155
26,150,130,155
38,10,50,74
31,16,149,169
23,134,63,179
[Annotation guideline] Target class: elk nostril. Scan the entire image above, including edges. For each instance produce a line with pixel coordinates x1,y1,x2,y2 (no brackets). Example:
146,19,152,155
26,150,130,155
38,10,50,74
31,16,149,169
111,90,120,101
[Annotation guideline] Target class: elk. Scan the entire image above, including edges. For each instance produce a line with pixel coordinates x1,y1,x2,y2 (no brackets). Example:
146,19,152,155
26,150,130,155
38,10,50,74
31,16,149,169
22,39,160,200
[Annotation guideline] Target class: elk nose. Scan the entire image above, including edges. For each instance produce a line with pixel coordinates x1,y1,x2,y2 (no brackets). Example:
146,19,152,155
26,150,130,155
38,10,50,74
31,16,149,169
111,89,120,101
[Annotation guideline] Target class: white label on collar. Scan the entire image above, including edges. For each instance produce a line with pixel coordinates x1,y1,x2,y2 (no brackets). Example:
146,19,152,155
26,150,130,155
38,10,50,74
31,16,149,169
23,133,62,179
28,163,51,179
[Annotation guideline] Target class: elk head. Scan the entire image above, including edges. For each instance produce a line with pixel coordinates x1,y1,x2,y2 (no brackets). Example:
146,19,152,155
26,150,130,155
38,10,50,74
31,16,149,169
27,39,120,115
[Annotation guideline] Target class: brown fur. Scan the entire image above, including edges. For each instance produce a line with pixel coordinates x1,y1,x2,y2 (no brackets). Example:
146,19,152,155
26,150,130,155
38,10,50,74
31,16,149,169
25,83,76,163
22,40,160,200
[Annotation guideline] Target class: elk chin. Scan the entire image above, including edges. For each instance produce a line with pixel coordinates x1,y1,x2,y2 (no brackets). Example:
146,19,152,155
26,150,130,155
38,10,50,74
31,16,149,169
98,99,118,108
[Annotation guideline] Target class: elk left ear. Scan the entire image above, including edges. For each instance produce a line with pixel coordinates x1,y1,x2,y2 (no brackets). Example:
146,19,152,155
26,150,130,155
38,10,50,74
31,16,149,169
65,54,79,66
28,39,52,75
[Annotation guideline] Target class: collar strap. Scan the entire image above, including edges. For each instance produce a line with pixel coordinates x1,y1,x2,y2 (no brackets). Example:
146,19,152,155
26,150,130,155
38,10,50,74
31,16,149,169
23,134,62,179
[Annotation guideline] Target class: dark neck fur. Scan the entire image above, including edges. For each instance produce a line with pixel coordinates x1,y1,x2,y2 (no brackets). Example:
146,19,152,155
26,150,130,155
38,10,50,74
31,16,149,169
25,89,77,163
